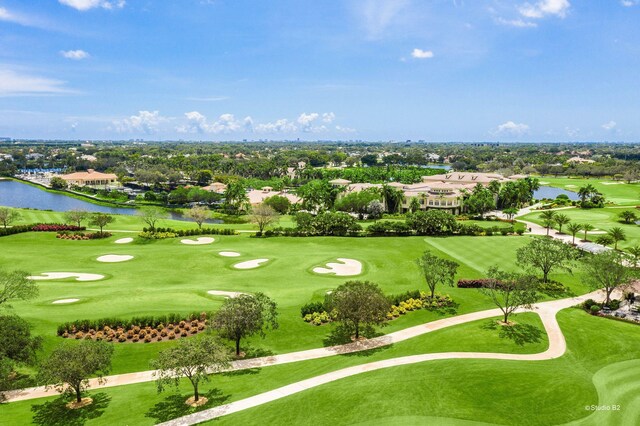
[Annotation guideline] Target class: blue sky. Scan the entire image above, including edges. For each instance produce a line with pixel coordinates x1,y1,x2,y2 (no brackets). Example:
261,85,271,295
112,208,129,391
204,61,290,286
0,0,639,141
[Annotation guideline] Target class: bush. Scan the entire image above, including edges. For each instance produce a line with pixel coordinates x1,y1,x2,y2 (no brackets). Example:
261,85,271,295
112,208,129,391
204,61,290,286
590,305,601,314
457,279,494,288
300,301,326,317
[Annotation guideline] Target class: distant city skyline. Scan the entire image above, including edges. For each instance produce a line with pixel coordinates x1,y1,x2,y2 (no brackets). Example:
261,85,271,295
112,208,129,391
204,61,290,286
1,0,639,142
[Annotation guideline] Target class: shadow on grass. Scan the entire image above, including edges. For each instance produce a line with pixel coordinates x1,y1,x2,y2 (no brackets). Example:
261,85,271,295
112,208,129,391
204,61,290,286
145,389,229,424
322,324,390,357
241,346,274,359
482,320,544,346
428,301,460,317
31,393,111,426
222,368,261,377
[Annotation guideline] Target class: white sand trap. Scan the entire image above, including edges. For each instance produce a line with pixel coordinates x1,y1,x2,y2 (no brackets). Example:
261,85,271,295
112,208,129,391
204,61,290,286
601,182,624,185
565,185,577,188
52,299,80,304
114,237,133,244
28,272,104,282
181,237,215,245
207,290,246,298
96,255,133,263
313,258,362,276
233,259,269,269
219,251,241,257
314,258,362,276
539,181,550,185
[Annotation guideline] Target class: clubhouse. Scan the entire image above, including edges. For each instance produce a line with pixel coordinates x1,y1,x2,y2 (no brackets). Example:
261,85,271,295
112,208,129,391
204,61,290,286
59,169,119,188
330,172,513,215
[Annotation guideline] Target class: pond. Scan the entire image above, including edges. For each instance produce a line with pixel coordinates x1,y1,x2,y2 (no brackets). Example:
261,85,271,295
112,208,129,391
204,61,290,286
0,180,222,224
533,185,579,201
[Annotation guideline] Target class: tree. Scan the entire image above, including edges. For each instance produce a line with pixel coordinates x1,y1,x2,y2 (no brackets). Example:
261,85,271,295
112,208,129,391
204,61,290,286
63,209,89,227
334,188,381,219
481,267,539,324
581,223,594,242
296,180,342,212
367,200,385,220
360,153,378,167
627,245,640,268
381,184,404,214
0,207,20,229
416,251,459,298
503,207,518,221
138,207,167,232
577,184,596,204
211,293,278,356
184,205,210,229
566,222,582,245
194,169,213,186
409,197,421,213
465,184,496,218
595,234,614,248
223,181,249,213
554,213,570,234
0,270,38,308
607,227,627,250
540,210,556,236
49,176,68,189
582,250,636,306
0,314,42,365
89,213,114,234
325,281,390,339
264,195,292,214
38,340,113,404
250,204,280,234
619,210,638,224
407,210,458,236
152,335,230,404
516,238,575,283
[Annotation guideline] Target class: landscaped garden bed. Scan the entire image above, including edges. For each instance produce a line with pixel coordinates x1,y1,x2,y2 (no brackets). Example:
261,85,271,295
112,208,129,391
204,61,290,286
57,312,210,343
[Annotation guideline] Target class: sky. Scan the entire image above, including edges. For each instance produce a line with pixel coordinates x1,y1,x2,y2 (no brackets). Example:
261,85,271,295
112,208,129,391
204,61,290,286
0,0,639,142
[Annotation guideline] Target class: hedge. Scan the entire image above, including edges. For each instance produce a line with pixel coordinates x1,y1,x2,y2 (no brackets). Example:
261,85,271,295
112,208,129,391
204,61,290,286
57,311,211,335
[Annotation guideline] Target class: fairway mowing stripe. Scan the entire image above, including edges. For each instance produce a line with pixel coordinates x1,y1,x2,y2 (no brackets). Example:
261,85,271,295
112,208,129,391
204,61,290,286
423,239,485,273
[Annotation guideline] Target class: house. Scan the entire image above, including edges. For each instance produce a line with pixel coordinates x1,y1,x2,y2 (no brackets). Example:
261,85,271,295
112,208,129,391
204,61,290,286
567,156,595,164
202,182,227,194
247,187,301,206
59,169,118,187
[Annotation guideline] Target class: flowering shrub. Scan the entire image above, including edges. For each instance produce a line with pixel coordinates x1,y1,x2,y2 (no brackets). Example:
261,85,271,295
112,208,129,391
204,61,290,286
32,224,85,232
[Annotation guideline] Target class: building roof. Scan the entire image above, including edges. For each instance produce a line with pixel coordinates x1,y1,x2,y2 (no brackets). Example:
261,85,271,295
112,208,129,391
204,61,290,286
247,189,301,205
329,178,352,185
422,172,510,185
60,169,117,181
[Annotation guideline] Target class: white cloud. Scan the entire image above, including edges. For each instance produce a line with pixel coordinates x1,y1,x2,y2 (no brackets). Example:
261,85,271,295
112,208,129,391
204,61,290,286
621,0,639,6
411,48,434,59
60,50,90,60
58,0,125,11
0,68,74,96
336,125,357,133
565,127,580,138
519,0,570,19
176,111,252,134
492,121,530,137
355,0,410,39
495,17,538,28
602,120,617,130
254,119,298,133
322,112,336,123
113,111,166,134
0,7,13,21
0,6,38,27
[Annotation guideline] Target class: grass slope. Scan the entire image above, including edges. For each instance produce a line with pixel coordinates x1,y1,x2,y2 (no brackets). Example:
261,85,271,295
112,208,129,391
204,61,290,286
537,177,640,206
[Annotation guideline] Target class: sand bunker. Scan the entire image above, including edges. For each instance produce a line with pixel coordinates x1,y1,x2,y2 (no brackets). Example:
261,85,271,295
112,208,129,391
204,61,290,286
114,237,133,244
601,182,623,185
28,272,104,282
233,259,269,269
96,255,133,263
539,181,550,185
313,258,362,276
207,290,245,298
52,299,80,304
181,237,215,245
565,185,577,188
219,251,241,257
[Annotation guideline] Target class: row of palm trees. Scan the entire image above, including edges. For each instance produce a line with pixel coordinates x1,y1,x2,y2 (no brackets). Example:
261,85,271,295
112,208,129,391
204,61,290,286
539,210,628,250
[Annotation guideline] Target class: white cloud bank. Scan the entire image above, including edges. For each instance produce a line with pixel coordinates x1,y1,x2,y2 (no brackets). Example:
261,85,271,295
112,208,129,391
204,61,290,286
60,50,90,60
112,111,167,134
519,0,570,19
354,0,410,39
0,68,73,96
58,0,125,11
602,120,617,130
492,121,530,137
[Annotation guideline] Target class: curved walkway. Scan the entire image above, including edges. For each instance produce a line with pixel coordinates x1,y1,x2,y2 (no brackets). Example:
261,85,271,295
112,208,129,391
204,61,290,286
3,288,611,406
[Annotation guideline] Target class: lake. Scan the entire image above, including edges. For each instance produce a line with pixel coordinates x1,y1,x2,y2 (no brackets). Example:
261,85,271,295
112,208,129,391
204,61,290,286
534,185,579,201
0,180,222,224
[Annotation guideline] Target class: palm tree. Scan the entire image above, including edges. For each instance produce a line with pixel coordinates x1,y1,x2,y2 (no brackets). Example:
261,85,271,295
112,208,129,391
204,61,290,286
540,210,556,236
554,213,570,234
618,210,638,224
566,222,582,245
607,227,627,250
627,245,640,267
581,223,594,242
577,184,596,205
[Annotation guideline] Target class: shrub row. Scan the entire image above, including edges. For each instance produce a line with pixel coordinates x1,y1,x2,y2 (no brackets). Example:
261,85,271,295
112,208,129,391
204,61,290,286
142,226,237,236
457,279,495,288
0,224,32,237
57,311,210,335
56,231,112,240
32,224,85,232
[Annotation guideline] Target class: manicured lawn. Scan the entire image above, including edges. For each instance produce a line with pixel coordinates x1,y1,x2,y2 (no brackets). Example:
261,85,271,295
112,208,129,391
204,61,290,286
536,176,640,206
0,312,549,425
520,207,640,250
0,231,589,377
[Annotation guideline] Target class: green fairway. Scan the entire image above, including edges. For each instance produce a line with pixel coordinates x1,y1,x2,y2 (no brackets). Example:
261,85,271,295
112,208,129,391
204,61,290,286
520,207,640,250
536,176,640,206
2,231,578,375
